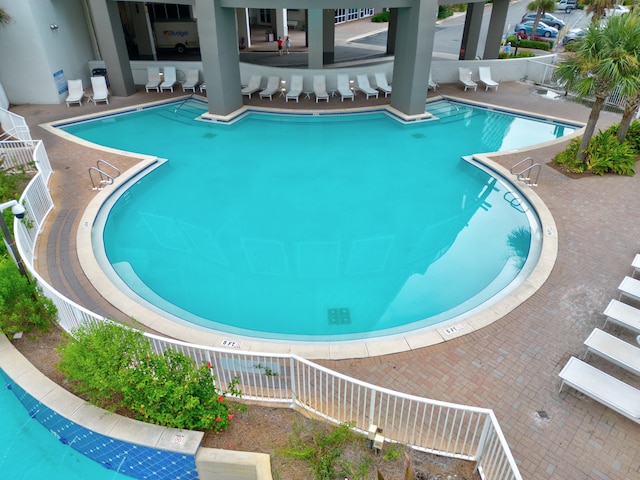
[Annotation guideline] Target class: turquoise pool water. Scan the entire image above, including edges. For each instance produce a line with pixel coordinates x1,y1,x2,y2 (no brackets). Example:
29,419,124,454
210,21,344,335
62,100,575,340
0,378,129,479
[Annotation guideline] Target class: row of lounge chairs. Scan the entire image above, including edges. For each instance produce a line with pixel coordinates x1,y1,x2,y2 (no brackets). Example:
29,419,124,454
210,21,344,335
145,67,201,93
559,254,640,425
240,73,394,103
458,66,499,92
65,77,109,107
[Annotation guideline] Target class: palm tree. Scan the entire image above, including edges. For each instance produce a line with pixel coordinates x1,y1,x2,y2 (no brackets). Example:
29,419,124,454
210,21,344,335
586,0,615,23
555,15,640,165
0,8,10,26
614,15,640,143
526,0,556,39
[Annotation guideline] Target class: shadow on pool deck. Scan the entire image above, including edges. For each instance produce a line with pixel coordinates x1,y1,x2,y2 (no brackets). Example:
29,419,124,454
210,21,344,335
12,80,640,480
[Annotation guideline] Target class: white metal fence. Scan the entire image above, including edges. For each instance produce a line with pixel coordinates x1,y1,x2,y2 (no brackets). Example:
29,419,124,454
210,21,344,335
3,107,522,480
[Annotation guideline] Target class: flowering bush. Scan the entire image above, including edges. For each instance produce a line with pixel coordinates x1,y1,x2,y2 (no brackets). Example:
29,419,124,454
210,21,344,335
57,321,242,431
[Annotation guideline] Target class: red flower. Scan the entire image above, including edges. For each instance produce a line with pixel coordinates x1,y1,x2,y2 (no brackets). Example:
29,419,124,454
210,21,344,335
206,362,212,368
217,396,224,403
216,416,221,422
228,414,234,420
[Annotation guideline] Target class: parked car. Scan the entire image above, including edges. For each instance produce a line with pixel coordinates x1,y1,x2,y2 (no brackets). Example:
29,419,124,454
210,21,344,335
604,4,630,16
515,20,559,38
556,0,577,13
521,12,566,30
562,27,587,45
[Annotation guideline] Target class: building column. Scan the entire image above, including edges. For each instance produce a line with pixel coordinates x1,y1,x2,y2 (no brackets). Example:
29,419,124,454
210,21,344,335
323,10,335,65
307,9,323,69
237,8,251,49
87,0,136,96
275,8,288,39
483,0,509,59
390,0,438,116
386,9,398,55
459,1,484,60
195,0,242,116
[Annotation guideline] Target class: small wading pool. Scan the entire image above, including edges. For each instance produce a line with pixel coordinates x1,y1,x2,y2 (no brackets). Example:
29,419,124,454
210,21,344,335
59,99,575,342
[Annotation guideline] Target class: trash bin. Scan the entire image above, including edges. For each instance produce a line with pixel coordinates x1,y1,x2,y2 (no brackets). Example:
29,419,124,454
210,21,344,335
91,68,109,87
266,31,274,42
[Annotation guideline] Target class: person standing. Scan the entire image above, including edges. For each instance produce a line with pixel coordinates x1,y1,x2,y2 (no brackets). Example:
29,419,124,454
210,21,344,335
285,36,291,54
277,36,284,56
504,42,511,56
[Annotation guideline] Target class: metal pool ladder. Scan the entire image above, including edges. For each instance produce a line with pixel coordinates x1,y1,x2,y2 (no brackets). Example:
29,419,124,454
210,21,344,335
89,159,120,190
510,156,541,187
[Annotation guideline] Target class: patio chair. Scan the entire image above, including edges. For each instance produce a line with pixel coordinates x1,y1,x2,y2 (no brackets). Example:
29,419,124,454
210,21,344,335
458,67,477,92
583,328,640,376
65,79,84,107
478,66,499,91
160,66,178,92
182,69,200,92
259,76,280,100
618,276,640,303
428,71,439,91
374,73,392,97
286,75,303,103
559,356,640,424
199,83,207,93
145,67,161,92
356,74,378,100
337,74,354,101
241,75,262,98
313,75,329,103
90,76,109,104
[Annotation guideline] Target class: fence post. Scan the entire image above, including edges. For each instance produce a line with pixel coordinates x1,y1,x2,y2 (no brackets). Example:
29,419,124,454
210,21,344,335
473,414,494,473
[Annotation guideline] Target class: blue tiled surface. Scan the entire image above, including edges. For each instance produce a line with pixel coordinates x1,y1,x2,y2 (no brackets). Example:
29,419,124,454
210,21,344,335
2,370,199,479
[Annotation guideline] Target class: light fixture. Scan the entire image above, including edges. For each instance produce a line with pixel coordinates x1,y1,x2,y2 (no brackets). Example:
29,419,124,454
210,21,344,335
50,24,59,30
0,200,28,277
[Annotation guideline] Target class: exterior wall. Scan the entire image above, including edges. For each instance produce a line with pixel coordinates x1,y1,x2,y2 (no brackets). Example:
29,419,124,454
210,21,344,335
0,0,94,104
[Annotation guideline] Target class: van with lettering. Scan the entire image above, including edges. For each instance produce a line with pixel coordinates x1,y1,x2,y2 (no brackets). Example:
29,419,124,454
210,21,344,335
153,21,199,53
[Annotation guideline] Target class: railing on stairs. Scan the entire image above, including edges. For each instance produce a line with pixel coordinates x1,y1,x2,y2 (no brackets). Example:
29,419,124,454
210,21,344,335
89,159,120,190
510,156,541,187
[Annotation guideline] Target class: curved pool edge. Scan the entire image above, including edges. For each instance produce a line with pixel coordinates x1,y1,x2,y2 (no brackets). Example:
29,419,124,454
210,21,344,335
77,150,558,361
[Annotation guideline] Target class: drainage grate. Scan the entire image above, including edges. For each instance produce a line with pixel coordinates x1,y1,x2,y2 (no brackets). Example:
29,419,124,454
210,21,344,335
411,133,426,139
537,410,549,419
328,308,351,325
203,132,217,139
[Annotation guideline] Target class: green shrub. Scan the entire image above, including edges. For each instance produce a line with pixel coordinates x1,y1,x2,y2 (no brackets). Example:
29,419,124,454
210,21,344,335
57,321,243,431
505,35,553,51
0,258,56,335
438,5,453,19
585,130,636,176
371,11,389,22
625,120,640,153
564,41,581,52
554,137,587,172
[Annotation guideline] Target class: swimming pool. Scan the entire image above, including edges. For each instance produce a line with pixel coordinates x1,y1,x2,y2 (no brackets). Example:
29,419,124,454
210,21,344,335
61,99,574,342
0,372,130,479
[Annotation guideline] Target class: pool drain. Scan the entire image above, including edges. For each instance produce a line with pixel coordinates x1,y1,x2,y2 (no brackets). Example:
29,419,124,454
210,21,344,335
328,308,351,325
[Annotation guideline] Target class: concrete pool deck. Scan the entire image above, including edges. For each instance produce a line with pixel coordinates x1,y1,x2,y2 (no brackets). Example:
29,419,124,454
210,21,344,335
11,81,640,479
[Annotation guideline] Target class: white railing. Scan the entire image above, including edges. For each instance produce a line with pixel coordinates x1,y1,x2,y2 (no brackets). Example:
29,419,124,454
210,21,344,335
0,108,31,142
3,107,522,480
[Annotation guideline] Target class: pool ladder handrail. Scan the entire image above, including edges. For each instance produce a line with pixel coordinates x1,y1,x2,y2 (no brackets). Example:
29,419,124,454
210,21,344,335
89,159,120,190
510,156,541,187
174,93,195,114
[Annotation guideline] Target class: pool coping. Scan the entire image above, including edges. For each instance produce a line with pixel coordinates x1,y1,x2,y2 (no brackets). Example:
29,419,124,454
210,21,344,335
46,99,581,360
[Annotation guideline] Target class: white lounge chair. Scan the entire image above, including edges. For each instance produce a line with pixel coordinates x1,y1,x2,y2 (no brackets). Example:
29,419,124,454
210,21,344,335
559,356,640,424
618,276,640,303
337,74,354,101
374,73,392,97
160,66,178,92
286,75,303,103
632,254,640,277
313,75,329,103
259,76,280,100
182,69,200,92
603,298,640,333
356,74,379,100
583,328,640,376
65,79,84,107
90,76,109,104
458,67,477,92
199,83,207,93
241,75,262,98
428,71,439,91
478,66,499,91
145,67,161,92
